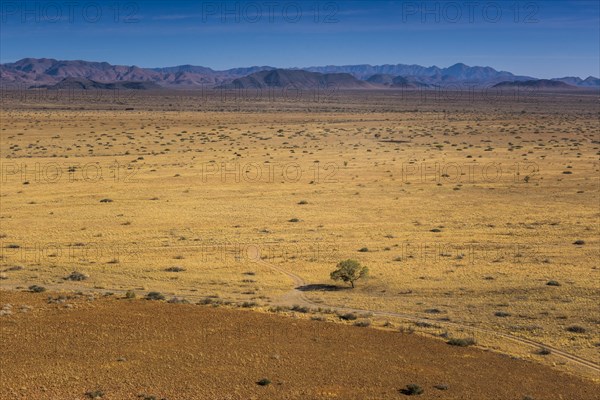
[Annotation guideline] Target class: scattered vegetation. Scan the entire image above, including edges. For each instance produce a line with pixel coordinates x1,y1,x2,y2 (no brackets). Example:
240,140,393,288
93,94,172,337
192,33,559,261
400,384,424,396
566,325,586,334
447,337,477,347
28,285,46,293
65,271,88,281
339,312,358,321
85,390,105,399
165,266,186,272
145,292,165,301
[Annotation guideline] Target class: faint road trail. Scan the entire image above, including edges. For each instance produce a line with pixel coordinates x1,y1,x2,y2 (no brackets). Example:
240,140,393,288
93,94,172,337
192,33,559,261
258,260,600,376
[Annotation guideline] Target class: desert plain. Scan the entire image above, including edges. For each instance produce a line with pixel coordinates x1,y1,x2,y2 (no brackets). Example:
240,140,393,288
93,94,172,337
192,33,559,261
0,88,598,399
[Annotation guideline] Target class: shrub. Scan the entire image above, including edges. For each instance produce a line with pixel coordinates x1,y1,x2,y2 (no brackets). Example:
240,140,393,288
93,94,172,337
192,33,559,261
537,347,551,355
29,285,46,293
566,325,586,334
288,218,300,223
354,320,371,327
145,292,165,301
99,198,113,203
256,378,271,386
494,311,511,317
339,312,358,321
447,337,476,347
290,305,309,313
85,390,104,399
297,200,308,205
358,247,369,252
65,271,88,281
330,259,369,288
400,384,424,395
125,290,136,299
167,297,189,304
165,266,186,272
546,280,561,287
573,240,585,245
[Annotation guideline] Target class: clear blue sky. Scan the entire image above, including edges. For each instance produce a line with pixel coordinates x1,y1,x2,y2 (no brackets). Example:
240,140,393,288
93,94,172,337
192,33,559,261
1,0,598,78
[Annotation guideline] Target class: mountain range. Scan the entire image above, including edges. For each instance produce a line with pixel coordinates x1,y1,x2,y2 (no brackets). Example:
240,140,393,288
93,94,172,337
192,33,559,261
1,58,598,89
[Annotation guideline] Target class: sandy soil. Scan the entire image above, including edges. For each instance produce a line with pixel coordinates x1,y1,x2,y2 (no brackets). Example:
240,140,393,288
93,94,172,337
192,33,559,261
1,290,598,400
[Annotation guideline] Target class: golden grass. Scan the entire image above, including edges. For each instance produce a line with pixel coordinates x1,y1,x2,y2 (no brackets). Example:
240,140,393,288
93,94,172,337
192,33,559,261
1,91,598,366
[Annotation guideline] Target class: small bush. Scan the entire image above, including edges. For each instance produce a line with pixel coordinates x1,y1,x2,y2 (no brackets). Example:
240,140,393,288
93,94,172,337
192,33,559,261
145,292,165,301
566,325,586,334
125,290,136,299
165,266,186,272
65,271,88,281
415,321,437,328
358,247,369,252
400,384,424,395
339,312,358,321
256,378,271,386
298,200,308,205
494,311,511,317
447,337,476,347
99,198,113,203
354,320,371,327
85,390,104,399
288,218,300,223
29,285,46,293
573,240,585,245
537,347,552,355
290,305,309,313
167,297,189,304
546,280,561,287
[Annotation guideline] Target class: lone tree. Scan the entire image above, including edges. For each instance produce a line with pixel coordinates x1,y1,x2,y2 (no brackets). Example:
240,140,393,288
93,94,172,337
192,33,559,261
330,259,369,288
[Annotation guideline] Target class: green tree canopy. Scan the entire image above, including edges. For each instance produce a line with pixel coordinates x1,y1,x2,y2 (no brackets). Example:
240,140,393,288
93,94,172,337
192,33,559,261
330,259,369,288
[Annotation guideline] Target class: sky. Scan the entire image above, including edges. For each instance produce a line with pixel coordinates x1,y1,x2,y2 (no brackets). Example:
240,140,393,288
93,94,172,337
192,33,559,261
0,0,599,78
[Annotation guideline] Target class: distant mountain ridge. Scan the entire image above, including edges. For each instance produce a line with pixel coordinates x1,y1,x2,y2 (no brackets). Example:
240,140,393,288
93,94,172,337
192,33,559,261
1,58,598,89
492,79,577,89
218,69,373,89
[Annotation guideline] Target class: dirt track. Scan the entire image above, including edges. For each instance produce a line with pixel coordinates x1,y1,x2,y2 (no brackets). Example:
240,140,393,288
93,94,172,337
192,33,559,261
257,260,600,377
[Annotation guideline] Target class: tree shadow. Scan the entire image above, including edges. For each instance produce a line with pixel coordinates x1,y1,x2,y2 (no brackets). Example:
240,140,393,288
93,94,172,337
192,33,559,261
296,284,349,292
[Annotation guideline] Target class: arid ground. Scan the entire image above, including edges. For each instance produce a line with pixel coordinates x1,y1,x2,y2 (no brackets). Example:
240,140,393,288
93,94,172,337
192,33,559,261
1,89,599,398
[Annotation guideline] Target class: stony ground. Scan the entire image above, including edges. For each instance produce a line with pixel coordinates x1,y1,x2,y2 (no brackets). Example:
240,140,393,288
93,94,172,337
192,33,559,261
1,290,599,400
